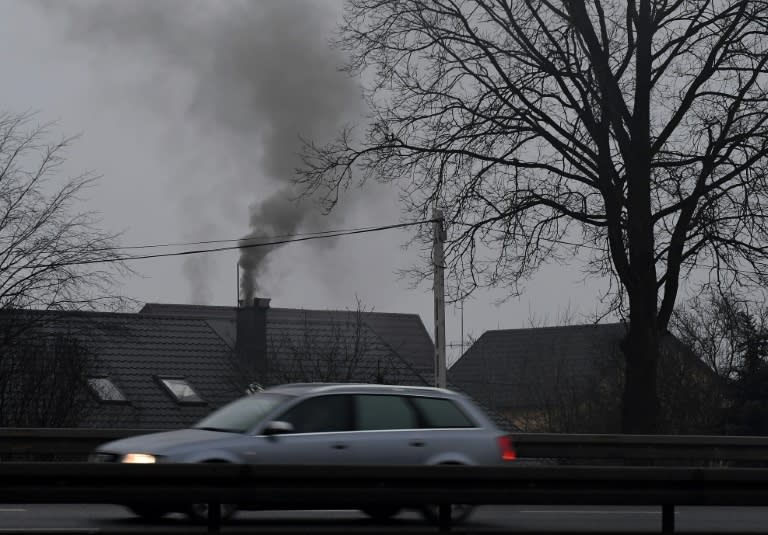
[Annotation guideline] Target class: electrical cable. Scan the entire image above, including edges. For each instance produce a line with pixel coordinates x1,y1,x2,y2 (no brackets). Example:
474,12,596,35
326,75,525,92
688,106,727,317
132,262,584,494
26,219,438,269
96,224,413,251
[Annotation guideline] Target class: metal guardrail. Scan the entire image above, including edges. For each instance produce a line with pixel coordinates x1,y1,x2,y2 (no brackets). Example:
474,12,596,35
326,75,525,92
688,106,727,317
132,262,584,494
512,432,768,462
3,429,768,533
0,428,163,459
3,428,768,462
1,462,768,533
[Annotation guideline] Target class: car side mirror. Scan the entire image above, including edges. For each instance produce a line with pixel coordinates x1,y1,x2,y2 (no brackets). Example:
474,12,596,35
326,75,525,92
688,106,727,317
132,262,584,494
263,420,294,436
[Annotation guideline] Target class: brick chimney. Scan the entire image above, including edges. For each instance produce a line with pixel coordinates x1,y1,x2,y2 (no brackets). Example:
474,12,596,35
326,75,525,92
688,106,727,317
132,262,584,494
235,297,270,388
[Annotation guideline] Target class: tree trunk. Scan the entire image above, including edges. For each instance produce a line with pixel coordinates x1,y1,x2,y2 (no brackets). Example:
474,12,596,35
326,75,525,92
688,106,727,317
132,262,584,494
620,0,659,435
621,309,660,433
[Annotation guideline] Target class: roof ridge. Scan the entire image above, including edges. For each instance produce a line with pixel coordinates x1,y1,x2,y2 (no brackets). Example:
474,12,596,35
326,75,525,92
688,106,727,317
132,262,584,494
0,308,228,323
270,307,421,318
140,303,237,312
482,322,624,335
141,303,425,320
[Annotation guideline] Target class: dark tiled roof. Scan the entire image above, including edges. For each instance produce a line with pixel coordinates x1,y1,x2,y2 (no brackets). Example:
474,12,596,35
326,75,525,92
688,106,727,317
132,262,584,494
1,310,240,429
1,303,529,431
364,313,435,380
0,303,438,429
448,323,627,413
139,303,435,386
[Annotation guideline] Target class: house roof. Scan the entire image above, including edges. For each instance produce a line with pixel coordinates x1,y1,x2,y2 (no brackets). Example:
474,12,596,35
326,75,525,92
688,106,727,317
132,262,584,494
20,303,430,428
140,303,435,385
0,302,527,431
0,303,437,429
139,303,521,430
447,323,628,413
0,309,239,429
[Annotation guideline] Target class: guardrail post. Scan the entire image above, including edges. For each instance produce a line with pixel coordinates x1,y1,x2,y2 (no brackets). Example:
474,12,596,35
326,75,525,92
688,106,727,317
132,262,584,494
662,504,674,533
207,501,221,533
438,504,451,532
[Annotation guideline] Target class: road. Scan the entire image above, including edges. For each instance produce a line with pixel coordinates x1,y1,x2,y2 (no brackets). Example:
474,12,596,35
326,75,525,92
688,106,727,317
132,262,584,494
1,505,768,534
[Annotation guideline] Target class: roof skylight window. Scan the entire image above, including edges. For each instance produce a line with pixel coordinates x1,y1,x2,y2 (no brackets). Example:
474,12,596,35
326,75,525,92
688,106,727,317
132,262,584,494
87,377,127,403
158,377,204,404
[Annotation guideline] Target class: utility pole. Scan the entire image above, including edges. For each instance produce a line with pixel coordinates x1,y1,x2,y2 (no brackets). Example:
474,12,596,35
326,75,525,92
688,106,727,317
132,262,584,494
433,209,447,389
461,298,464,357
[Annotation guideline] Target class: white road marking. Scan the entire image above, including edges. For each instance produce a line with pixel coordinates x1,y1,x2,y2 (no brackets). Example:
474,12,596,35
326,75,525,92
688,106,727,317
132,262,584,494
251,509,361,514
0,508,26,512
520,509,676,514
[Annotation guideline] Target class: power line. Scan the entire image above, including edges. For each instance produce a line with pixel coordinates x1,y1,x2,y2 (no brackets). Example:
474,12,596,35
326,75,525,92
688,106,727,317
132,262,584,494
29,219,437,269
99,224,416,252
113,223,590,253
29,214,768,277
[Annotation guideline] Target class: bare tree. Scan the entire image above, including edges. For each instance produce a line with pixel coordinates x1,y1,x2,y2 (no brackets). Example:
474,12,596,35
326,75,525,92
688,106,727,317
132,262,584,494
526,302,582,328
265,310,407,385
0,331,97,427
0,112,132,427
300,0,768,432
672,290,768,434
0,112,129,315
671,290,755,380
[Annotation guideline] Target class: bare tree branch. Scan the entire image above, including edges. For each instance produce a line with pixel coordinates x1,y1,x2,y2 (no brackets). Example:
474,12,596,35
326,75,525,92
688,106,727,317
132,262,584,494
300,0,768,432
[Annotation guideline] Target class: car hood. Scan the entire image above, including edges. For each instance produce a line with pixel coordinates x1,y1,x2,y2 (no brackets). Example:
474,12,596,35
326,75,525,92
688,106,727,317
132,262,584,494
96,428,237,455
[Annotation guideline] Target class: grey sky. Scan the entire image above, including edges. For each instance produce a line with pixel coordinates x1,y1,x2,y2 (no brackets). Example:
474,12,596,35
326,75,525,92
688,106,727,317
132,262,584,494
2,0,612,364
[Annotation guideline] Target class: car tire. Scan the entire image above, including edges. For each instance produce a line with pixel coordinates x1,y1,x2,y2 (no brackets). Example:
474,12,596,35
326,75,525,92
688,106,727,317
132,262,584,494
361,506,401,521
186,502,238,524
126,504,169,520
420,503,475,525
185,460,238,524
421,462,474,526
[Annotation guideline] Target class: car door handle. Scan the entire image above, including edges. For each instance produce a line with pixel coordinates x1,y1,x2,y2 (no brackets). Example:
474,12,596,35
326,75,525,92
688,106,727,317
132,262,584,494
409,440,425,447
332,443,348,450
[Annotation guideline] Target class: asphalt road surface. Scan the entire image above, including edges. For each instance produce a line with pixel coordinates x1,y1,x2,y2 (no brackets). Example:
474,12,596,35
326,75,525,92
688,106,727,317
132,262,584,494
1,504,768,534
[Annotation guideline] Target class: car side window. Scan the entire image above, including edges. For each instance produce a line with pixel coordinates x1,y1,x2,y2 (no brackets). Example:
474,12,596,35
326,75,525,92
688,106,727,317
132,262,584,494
277,395,352,433
355,394,419,430
410,397,476,428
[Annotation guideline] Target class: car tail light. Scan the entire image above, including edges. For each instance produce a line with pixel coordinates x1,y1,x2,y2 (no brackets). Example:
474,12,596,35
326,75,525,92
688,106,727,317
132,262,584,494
497,435,517,461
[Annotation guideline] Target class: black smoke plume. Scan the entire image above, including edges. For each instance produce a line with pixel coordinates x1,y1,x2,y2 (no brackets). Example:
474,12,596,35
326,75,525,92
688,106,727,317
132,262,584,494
45,0,362,303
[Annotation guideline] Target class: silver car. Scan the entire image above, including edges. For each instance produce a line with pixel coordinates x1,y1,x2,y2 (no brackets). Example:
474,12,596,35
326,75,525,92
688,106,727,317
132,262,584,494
91,383,517,523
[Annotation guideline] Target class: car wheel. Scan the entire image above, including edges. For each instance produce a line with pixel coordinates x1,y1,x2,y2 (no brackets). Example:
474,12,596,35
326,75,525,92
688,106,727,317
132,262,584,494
126,504,169,520
185,460,238,524
361,506,401,521
420,503,475,525
186,502,238,524
421,462,474,526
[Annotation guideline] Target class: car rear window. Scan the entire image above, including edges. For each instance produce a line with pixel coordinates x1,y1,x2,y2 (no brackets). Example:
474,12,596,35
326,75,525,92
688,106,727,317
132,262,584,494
355,394,419,430
410,397,476,428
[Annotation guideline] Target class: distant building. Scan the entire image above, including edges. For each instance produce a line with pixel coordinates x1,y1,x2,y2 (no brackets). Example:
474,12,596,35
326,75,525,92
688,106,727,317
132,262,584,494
448,323,718,434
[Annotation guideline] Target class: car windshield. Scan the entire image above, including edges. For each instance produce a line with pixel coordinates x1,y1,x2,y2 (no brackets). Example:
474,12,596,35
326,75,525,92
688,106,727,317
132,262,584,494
194,393,291,433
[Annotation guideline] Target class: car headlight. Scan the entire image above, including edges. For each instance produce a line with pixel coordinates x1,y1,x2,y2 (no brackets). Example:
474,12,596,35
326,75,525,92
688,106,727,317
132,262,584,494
121,453,157,464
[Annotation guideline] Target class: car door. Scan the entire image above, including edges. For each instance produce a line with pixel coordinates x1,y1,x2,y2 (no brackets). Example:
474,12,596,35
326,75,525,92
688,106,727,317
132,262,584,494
351,394,433,464
407,395,487,463
245,394,357,464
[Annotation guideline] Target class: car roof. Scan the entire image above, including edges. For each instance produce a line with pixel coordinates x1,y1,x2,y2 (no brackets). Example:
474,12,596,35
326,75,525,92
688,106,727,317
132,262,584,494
264,382,458,398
